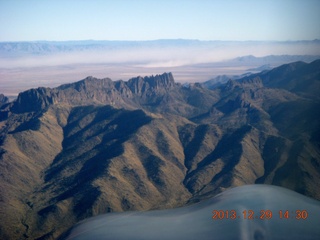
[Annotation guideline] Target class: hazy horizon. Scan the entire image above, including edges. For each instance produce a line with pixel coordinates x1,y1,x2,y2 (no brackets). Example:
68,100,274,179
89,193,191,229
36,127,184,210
1,38,320,43
1,39,320,96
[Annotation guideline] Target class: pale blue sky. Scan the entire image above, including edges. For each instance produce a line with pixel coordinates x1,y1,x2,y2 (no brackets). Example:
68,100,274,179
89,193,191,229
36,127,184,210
0,0,319,41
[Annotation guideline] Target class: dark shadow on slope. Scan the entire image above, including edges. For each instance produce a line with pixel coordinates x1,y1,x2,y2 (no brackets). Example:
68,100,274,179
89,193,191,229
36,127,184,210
72,186,102,218
269,100,320,139
256,136,286,183
141,155,166,188
137,145,168,193
156,130,185,171
61,105,119,149
179,124,209,171
199,125,251,170
44,107,152,206
184,125,252,192
45,106,152,182
272,140,306,195
36,107,154,231
8,113,43,134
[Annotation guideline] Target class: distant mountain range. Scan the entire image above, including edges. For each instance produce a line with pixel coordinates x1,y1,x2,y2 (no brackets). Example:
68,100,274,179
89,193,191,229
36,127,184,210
1,39,319,53
1,40,319,61
0,59,319,239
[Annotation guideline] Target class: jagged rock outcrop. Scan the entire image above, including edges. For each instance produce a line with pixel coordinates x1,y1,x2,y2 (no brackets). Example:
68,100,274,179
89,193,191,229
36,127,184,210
12,87,54,113
0,94,10,121
10,73,217,119
127,72,175,94
11,73,179,113
0,94,9,107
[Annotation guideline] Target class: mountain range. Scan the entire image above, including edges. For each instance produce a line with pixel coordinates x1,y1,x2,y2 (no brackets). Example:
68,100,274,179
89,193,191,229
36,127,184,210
0,59,319,239
1,40,319,56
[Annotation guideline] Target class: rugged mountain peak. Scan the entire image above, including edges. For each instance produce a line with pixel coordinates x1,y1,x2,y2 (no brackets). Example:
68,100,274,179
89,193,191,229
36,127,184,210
144,72,175,89
57,76,114,91
271,61,307,73
11,77,118,113
9,73,177,114
12,87,54,113
238,76,263,88
223,79,239,91
127,72,175,94
253,59,320,100
0,94,9,107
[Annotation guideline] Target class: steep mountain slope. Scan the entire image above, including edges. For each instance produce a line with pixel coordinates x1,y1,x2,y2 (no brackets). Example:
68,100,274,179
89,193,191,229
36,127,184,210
0,60,319,239
0,106,66,239
194,60,320,200
239,59,320,100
